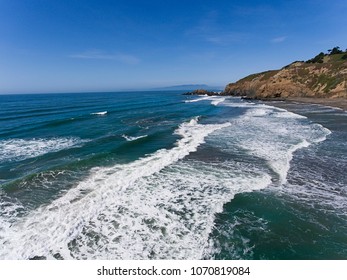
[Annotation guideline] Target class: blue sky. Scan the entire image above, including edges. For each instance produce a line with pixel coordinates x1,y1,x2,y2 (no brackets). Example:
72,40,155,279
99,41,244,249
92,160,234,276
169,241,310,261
1,0,347,93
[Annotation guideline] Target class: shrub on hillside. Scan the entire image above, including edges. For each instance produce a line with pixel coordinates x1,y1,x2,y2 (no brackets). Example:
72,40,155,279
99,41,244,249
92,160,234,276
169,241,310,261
306,52,325,63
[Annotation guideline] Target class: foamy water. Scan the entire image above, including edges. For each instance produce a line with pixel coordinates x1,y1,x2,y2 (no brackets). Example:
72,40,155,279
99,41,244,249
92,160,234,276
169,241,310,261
185,95,225,106
211,103,331,184
0,92,343,260
0,117,233,259
122,134,148,141
0,137,85,163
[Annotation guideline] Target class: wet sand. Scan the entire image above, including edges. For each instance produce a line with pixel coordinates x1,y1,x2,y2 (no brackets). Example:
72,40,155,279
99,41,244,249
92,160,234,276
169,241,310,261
285,97,347,111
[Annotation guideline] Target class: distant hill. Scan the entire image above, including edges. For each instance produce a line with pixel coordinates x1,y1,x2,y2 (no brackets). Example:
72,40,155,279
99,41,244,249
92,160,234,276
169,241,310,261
223,47,347,99
154,84,222,91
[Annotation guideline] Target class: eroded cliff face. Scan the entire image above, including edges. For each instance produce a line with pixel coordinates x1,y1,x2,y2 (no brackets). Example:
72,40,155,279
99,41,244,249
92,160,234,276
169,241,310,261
223,54,347,99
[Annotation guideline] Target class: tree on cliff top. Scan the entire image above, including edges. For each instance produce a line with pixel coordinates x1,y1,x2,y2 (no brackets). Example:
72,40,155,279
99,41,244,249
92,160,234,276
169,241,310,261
306,47,347,63
328,46,343,55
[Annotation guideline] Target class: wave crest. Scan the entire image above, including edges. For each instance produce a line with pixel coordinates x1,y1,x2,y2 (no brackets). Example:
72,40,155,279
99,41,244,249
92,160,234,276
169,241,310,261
0,137,86,163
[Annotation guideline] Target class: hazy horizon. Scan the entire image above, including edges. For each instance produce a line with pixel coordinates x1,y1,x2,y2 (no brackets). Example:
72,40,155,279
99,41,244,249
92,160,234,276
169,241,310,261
0,83,224,95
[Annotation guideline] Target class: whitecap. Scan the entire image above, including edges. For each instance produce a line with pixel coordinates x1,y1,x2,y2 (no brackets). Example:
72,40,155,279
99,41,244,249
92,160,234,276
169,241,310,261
0,137,86,163
122,134,148,141
91,111,107,115
185,96,225,106
184,96,211,103
211,97,225,106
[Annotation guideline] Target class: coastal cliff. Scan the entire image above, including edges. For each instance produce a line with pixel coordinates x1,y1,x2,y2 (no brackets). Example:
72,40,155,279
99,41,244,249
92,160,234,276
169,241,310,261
223,48,347,99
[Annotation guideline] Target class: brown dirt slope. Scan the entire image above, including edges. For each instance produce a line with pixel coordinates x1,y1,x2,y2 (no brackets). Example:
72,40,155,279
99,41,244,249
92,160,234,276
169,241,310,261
223,52,347,99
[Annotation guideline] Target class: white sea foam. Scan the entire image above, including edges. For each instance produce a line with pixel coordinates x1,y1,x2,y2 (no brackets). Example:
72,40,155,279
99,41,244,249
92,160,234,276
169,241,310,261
218,102,331,184
211,97,225,106
0,161,271,260
224,102,255,108
185,96,225,106
244,108,273,117
0,102,332,260
0,117,238,259
184,96,210,103
91,111,107,115
122,134,148,141
272,110,307,119
0,137,86,163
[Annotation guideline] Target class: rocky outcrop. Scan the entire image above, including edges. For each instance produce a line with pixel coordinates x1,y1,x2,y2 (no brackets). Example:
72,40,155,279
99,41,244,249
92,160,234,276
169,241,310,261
223,52,347,99
183,89,217,96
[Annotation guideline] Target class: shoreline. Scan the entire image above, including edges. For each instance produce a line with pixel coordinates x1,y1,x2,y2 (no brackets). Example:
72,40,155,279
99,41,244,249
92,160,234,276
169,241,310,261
248,97,347,111
184,90,347,111
284,97,347,111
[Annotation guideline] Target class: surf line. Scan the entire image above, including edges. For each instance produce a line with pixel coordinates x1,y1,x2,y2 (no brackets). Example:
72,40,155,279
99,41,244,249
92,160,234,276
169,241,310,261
91,111,108,116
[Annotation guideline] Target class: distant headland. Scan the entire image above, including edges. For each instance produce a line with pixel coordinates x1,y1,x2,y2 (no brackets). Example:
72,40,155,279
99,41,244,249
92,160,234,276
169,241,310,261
154,84,222,91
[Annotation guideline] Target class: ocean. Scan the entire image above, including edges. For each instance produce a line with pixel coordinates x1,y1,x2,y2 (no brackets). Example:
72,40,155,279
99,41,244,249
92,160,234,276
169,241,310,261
0,91,346,260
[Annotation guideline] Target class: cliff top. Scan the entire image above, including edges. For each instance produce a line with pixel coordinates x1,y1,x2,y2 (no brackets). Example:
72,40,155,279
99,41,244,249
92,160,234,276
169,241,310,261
223,47,347,99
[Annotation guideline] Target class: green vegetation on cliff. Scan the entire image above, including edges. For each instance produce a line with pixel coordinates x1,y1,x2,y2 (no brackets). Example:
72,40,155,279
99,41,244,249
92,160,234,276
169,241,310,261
223,47,347,99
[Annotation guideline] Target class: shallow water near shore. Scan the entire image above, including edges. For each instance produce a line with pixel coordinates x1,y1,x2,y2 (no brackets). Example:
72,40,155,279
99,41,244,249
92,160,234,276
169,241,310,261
0,91,346,259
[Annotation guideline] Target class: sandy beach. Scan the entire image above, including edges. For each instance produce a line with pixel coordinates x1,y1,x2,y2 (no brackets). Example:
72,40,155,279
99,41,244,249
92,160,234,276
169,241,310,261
284,97,347,111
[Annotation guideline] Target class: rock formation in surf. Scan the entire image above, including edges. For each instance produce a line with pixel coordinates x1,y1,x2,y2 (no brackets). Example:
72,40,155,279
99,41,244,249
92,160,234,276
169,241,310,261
183,89,217,96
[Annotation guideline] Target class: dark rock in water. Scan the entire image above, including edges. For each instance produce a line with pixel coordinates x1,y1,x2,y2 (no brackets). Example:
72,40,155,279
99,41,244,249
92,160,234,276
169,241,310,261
183,89,218,96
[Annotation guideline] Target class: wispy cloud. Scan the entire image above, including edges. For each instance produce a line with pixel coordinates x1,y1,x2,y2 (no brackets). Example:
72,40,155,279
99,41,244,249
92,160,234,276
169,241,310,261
271,36,287,43
205,32,248,45
186,25,248,45
69,50,140,64
185,11,249,45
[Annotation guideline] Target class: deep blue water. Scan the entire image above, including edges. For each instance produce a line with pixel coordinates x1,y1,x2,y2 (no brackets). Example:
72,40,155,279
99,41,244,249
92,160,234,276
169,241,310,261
0,91,346,259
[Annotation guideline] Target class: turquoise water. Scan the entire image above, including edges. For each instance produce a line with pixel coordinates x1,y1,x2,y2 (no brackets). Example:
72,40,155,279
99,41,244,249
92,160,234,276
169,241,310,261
0,91,346,259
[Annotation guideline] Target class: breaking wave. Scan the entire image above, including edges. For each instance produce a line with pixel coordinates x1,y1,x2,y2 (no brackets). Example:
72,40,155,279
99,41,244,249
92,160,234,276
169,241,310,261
0,137,86,163
0,117,234,259
122,134,148,141
91,111,107,116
